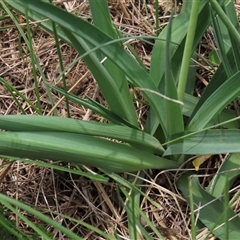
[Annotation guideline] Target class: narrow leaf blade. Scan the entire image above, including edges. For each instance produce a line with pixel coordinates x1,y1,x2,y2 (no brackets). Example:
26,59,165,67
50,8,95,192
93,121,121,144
165,129,240,155
0,131,178,173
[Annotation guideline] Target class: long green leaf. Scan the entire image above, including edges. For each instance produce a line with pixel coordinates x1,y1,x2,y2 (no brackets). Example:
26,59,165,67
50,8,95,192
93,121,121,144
0,115,164,154
207,153,240,197
210,8,233,78
8,0,168,135
177,0,201,102
183,93,239,129
89,0,137,123
0,194,82,240
2,157,108,182
89,0,137,124
190,0,240,119
224,0,240,70
190,51,238,119
146,0,210,134
188,71,240,131
177,173,240,239
164,15,184,139
62,30,137,125
209,0,240,45
164,129,240,155
49,84,135,126
0,212,28,240
1,201,52,240
145,90,240,135
0,131,178,172
1,3,56,115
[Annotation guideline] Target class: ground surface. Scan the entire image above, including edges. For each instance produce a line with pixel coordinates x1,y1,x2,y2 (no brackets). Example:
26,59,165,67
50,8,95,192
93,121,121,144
0,1,240,240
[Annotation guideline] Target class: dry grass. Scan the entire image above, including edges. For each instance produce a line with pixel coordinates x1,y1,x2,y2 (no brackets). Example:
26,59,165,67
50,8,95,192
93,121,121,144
0,1,239,239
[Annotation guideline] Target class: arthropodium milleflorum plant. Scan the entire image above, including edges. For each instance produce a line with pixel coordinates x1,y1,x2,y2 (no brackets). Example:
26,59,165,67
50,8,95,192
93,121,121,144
1,0,240,239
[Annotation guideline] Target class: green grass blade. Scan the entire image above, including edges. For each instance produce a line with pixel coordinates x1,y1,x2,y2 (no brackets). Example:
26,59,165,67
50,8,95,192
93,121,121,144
154,0,160,36
1,201,52,240
0,194,82,240
1,2,56,115
209,0,240,45
3,157,108,182
177,0,201,102
164,129,240,155
210,10,233,77
188,177,196,239
118,186,138,239
0,115,164,154
53,213,116,240
211,1,239,54
223,176,230,240
183,93,239,129
51,21,71,117
164,15,184,138
189,50,238,120
150,0,209,87
224,1,240,70
0,78,27,114
177,173,240,240
54,214,116,240
7,0,168,136
50,83,144,129
105,172,161,209
89,0,117,37
146,0,210,134
62,30,137,125
24,8,42,114
118,185,156,240
89,0,138,126
188,71,240,131
207,153,240,197
150,0,191,86
0,209,29,240
49,84,134,126
0,131,178,172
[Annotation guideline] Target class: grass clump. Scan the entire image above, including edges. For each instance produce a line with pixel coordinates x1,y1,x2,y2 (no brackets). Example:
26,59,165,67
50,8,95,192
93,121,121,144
0,0,240,239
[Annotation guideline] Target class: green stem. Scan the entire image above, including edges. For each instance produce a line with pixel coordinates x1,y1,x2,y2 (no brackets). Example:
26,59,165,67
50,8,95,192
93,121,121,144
25,8,42,114
177,0,200,102
52,22,71,118
155,0,160,36
189,177,196,240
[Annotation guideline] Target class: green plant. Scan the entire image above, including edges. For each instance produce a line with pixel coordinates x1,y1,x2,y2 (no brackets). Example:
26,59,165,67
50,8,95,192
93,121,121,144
0,0,240,239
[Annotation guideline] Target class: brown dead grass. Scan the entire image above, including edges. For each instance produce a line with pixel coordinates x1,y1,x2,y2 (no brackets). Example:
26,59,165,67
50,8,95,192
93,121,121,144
0,1,239,240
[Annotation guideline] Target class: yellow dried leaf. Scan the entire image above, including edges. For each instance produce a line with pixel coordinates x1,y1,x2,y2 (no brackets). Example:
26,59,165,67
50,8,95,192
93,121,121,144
192,154,212,171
